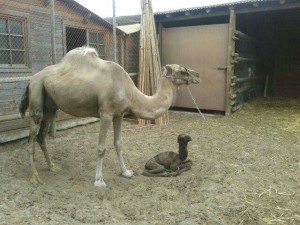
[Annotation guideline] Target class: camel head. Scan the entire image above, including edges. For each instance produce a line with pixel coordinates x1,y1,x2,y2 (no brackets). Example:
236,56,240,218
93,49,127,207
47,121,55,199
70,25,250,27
162,64,201,85
177,134,192,144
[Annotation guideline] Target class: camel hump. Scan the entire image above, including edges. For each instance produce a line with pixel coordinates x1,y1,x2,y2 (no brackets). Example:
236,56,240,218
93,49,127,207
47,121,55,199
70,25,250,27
83,47,98,57
60,47,101,68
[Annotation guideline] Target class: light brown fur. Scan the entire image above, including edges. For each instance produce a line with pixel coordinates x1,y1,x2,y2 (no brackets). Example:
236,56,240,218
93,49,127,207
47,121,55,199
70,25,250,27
20,47,200,187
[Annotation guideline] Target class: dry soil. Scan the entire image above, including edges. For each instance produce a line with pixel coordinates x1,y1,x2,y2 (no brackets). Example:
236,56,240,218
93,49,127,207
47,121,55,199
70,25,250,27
0,98,299,225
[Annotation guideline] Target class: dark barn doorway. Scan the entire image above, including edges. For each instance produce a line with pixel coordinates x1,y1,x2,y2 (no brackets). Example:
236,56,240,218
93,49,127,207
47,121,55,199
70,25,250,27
66,27,86,52
237,8,300,98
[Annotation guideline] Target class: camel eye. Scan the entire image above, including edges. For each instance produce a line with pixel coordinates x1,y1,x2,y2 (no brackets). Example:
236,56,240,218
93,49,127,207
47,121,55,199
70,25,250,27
182,68,190,75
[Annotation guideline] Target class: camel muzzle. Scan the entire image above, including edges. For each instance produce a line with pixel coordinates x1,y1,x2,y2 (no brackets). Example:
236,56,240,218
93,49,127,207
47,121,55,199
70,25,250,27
186,68,201,85
162,64,201,85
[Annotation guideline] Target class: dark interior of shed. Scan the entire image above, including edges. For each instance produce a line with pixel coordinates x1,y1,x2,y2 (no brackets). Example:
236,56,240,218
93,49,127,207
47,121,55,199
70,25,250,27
66,27,86,52
237,8,300,98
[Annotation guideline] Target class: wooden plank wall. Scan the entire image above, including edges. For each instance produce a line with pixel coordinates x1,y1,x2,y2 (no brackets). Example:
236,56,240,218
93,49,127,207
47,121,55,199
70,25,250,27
0,0,124,141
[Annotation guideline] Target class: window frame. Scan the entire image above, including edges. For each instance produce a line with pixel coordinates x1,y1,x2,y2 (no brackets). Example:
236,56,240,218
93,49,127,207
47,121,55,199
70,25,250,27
88,30,106,59
0,15,28,68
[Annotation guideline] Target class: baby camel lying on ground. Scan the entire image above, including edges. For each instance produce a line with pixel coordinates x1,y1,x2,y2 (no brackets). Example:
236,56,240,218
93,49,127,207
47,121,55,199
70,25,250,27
142,134,192,177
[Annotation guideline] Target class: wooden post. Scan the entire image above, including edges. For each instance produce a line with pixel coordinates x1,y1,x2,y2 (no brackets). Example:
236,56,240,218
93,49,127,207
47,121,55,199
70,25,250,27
49,0,57,137
51,0,56,64
121,36,125,68
112,0,117,63
225,9,236,115
138,0,168,126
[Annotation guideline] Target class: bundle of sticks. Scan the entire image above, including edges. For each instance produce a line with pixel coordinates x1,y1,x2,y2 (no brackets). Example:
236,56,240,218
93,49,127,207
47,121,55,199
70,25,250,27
138,0,169,126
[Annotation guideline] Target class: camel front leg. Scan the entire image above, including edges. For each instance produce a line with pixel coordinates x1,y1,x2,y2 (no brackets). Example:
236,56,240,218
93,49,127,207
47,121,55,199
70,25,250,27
94,114,112,188
113,115,133,178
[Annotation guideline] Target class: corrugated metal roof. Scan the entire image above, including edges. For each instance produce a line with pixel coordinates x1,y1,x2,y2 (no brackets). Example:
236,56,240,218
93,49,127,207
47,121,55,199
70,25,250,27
154,0,269,15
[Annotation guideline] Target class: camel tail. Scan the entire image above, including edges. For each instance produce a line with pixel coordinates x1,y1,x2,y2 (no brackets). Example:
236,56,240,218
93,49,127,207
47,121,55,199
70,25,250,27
19,84,29,119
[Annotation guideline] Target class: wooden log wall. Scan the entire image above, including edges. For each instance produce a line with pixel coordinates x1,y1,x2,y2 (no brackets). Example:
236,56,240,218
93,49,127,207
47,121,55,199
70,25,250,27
226,10,262,114
0,0,126,142
225,10,236,115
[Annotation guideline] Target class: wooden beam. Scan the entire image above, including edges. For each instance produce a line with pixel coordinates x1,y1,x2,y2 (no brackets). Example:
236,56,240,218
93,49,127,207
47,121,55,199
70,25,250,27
236,2,300,14
49,0,57,137
51,0,56,64
0,113,28,122
157,11,229,23
0,118,99,143
231,104,243,112
0,76,31,82
233,56,259,63
158,22,163,61
138,0,167,126
235,30,258,43
156,2,300,23
225,9,236,116
236,76,258,83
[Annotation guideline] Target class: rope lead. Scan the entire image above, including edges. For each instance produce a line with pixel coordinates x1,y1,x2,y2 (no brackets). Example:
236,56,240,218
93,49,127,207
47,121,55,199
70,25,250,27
186,86,205,120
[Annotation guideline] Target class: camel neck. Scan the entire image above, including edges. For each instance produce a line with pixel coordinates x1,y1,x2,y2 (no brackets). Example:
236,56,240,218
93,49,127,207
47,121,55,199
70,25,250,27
128,77,178,120
178,143,188,161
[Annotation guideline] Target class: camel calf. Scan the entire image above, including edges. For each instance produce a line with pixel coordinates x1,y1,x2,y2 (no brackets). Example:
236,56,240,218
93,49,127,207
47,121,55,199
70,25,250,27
143,134,192,177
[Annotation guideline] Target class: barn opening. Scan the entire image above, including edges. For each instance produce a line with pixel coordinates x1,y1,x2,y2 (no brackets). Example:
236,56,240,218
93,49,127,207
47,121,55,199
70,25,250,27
236,8,300,98
66,27,86,52
156,2,300,114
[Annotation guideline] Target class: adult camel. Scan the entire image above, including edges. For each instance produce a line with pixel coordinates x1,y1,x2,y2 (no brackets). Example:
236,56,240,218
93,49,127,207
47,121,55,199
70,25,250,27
19,46,200,188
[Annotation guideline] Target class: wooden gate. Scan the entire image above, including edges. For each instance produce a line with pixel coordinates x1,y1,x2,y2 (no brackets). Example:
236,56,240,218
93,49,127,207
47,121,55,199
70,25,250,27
161,24,229,111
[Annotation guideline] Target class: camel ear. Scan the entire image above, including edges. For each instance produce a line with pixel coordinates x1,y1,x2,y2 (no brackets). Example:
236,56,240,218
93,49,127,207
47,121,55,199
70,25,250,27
162,65,172,77
163,65,175,77
164,65,173,73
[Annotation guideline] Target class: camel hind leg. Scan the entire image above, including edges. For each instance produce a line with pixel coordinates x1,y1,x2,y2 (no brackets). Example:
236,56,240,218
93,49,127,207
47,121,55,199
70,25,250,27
36,110,59,172
27,113,43,185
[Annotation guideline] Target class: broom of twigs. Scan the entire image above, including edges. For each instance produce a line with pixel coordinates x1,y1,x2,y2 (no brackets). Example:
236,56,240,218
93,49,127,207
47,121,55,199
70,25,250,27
138,0,169,126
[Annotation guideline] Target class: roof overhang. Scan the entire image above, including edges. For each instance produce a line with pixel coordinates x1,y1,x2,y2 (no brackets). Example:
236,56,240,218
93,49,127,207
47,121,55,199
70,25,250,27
154,0,300,23
118,24,141,34
61,0,126,35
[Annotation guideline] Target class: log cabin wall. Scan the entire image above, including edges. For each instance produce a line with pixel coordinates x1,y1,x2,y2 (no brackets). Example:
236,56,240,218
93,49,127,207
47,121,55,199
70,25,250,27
0,0,125,142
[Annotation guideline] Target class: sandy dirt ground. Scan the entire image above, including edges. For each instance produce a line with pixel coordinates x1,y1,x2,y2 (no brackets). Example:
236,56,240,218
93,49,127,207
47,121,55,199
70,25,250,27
0,98,299,225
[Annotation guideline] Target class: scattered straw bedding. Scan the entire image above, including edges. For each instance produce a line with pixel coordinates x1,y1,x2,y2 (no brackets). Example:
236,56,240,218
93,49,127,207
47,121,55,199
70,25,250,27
0,98,299,225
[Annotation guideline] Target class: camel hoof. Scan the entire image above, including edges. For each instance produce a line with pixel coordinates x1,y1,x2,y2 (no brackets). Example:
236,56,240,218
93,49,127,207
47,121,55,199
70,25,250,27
94,180,107,188
122,170,133,178
50,164,61,173
30,173,42,186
